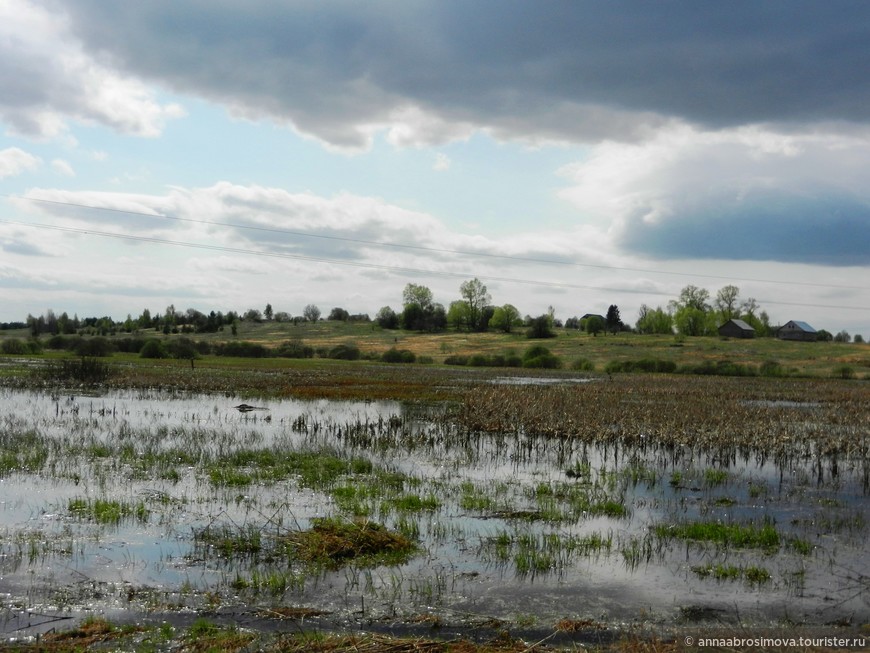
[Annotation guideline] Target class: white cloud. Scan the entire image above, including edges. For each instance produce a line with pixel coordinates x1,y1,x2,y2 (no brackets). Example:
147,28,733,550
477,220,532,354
433,153,451,172
0,0,183,139
51,159,75,177
557,124,870,264
0,147,41,178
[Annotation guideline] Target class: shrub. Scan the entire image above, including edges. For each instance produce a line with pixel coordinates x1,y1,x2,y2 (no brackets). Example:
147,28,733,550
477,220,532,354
571,358,595,371
276,339,314,358
527,315,555,339
523,346,561,369
166,337,199,360
759,360,787,377
444,355,468,366
115,337,148,353
74,337,115,357
46,335,78,350
328,343,361,360
40,357,113,384
523,354,562,369
382,348,416,363
139,339,168,359
467,354,490,367
1,338,28,355
524,345,552,361
834,365,855,379
213,341,269,358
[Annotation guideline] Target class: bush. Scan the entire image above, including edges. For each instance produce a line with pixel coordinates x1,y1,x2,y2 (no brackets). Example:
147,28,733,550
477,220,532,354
74,337,115,357
571,358,595,371
213,341,269,358
276,340,314,358
166,337,199,360
328,343,361,360
2,338,44,355
523,354,562,369
115,337,148,353
444,355,468,366
527,315,555,339
521,345,562,368
524,345,552,361
605,359,677,374
40,357,113,384
382,348,416,363
46,335,79,350
139,339,168,359
834,365,855,379
759,360,787,377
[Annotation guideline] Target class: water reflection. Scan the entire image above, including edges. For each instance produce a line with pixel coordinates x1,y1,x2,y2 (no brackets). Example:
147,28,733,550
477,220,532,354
0,387,867,630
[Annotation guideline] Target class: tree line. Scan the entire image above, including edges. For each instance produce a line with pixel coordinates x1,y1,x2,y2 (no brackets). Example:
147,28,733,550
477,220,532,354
2,280,862,343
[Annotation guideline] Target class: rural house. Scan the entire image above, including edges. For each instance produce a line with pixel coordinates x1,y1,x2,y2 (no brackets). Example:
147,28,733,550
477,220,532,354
718,318,756,339
776,320,817,342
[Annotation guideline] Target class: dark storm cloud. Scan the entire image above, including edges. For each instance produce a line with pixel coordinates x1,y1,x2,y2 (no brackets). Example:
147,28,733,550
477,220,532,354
55,0,870,146
619,190,870,266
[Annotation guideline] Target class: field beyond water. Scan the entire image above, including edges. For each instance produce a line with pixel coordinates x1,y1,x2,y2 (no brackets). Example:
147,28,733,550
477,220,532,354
0,327,868,651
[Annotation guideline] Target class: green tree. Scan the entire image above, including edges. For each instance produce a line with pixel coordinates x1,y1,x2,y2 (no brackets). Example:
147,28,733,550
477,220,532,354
605,305,622,334
674,306,707,336
459,278,491,332
671,285,710,312
264,303,274,321
402,283,434,312
715,285,740,322
303,304,321,322
585,315,605,337
328,307,350,321
375,306,399,329
447,300,471,331
490,304,521,333
636,305,673,334
527,314,556,339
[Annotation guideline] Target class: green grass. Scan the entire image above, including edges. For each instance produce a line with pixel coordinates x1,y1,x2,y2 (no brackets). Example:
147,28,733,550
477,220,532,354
655,521,780,549
692,563,771,584
4,321,868,396
68,497,149,524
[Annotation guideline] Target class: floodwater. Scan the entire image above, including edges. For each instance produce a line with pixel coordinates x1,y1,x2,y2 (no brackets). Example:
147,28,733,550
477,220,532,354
0,388,868,638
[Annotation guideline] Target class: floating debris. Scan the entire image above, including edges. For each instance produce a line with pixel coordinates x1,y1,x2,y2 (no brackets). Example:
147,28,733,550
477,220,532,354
234,403,268,413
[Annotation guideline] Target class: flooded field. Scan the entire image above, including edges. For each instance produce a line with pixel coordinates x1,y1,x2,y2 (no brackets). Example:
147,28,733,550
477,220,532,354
0,378,868,644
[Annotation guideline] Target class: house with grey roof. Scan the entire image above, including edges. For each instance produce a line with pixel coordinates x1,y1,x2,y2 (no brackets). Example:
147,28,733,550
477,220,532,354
718,318,756,339
776,320,817,342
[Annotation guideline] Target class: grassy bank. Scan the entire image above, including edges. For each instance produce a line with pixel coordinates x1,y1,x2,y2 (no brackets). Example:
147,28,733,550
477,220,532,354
2,320,868,384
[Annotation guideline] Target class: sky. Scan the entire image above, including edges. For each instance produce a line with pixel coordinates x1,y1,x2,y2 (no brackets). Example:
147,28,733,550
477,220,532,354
1,0,869,335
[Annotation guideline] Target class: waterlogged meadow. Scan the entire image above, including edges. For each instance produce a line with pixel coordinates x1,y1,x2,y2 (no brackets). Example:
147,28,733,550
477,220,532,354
0,374,868,644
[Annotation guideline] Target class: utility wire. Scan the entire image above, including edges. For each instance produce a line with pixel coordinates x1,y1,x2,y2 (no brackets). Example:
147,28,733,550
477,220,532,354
2,217,867,313
4,194,865,291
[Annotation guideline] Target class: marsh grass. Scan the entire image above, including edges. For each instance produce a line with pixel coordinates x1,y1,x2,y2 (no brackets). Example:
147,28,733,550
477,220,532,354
482,529,614,576
185,619,256,653
691,563,771,584
194,517,417,568
285,517,417,567
655,521,780,550
68,497,149,524
206,447,375,490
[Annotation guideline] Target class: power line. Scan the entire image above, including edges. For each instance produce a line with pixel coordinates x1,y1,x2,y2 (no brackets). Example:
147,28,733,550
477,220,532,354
5,193,866,291
2,217,867,313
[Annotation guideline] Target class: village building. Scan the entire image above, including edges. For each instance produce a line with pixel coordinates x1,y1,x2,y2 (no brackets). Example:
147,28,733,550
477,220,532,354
776,320,817,342
718,318,756,339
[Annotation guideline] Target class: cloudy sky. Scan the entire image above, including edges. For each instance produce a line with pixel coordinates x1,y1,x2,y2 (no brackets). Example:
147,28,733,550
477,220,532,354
1,0,868,334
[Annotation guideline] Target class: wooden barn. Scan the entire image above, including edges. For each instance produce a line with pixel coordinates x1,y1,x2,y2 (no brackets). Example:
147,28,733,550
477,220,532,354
776,320,817,342
718,318,756,339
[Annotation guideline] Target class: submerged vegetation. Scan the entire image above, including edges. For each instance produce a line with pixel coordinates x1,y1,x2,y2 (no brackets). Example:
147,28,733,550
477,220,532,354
0,349,867,649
